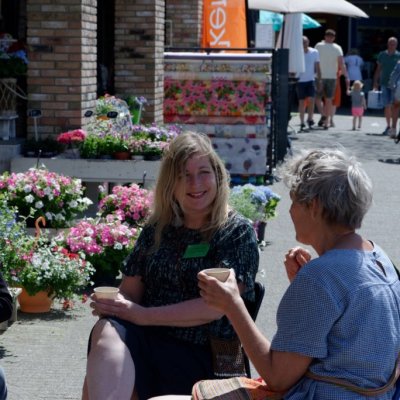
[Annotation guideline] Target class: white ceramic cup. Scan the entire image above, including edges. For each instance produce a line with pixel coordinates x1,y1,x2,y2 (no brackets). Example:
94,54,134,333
202,267,230,282
93,286,119,299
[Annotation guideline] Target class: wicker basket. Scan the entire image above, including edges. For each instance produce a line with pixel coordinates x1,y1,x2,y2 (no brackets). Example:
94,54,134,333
210,336,247,378
0,78,17,115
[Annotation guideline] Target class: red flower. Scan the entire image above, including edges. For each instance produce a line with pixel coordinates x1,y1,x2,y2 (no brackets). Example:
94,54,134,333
57,129,87,145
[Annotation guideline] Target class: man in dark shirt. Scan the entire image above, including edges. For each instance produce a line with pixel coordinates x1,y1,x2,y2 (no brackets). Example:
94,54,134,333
373,37,400,136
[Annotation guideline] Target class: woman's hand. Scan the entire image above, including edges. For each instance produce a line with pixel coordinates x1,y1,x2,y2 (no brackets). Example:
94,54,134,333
89,292,146,324
284,247,312,282
197,269,242,314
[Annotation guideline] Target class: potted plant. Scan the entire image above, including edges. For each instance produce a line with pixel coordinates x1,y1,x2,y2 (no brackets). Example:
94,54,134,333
126,95,148,124
229,183,280,243
95,95,118,119
56,129,86,158
78,134,100,159
98,183,153,227
62,215,140,285
127,137,147,159
0,33,28,79
0,167,93,228
142,140,169,160
22,136,64,158
109,136,131,160
97,134,117,159
0,201,94,312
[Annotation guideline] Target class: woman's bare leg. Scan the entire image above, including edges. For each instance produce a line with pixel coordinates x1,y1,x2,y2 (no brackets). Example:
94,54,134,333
83,319,136,400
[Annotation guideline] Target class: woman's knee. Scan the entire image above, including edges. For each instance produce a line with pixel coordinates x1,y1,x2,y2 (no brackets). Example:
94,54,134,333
90,319,120,348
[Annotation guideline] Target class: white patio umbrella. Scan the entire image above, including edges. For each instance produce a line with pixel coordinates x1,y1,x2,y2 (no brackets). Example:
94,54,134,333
248,0,368,19
250,0,368,74
276,13,304,75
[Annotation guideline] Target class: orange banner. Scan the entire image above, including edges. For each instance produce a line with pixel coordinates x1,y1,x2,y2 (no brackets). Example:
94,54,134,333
202,0,247,50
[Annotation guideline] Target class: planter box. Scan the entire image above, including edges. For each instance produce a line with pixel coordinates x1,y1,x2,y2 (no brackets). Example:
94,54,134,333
10,157,161,213
10,157,160,185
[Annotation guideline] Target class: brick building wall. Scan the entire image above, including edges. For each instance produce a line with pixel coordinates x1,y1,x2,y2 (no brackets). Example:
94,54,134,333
22,0,207,137
26,0,97,137
114,0,165,124
165,0,202,48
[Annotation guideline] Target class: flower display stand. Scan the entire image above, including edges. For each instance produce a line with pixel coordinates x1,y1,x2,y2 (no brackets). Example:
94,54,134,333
164,52,272,180
10,157,161,211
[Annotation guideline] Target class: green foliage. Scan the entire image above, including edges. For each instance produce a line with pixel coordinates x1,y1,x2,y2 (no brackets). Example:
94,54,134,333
78,134,100,158
229,184,281,222
0,167,92,229
0,200,94,298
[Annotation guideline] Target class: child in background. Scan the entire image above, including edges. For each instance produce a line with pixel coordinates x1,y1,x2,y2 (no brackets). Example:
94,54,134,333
348,80,366,130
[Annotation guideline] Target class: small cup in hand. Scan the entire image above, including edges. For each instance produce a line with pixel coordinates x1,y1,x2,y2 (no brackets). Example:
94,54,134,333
93,286,119,299
202,268,230,282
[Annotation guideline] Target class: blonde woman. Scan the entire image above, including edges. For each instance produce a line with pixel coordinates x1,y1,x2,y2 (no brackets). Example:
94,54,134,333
82,132,259,399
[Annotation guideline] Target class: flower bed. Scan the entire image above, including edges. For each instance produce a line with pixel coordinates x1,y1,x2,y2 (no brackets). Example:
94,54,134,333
0,200,94,303
0,167,92,228
60,215,140,285
98,183,153,227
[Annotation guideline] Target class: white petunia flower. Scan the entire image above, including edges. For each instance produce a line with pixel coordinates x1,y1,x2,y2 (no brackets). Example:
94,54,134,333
23,184,32,193
25,194,35,203
54,214,65,221
68,200,78,208
35,201,44,209
45,212,53,221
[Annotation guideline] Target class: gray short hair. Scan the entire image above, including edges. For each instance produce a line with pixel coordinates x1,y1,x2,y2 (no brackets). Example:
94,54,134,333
280,149,373,229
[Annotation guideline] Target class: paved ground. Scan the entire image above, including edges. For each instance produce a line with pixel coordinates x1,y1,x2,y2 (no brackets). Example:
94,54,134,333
1,110,400,399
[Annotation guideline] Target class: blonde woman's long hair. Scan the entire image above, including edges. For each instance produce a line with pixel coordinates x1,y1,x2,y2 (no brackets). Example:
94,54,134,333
148,131,230,248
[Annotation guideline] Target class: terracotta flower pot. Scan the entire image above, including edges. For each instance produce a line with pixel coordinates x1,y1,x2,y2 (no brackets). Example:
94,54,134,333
113,151,131,160
143,153,162,161
18,288,53,313
256,221,267,243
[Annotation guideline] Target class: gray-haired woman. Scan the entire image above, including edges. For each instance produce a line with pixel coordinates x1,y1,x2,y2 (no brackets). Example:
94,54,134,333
199,148,400,399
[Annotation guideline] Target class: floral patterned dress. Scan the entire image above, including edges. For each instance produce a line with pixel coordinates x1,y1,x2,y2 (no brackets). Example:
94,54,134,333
122,212,259,345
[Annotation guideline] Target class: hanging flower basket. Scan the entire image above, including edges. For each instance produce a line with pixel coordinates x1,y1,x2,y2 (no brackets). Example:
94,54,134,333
0,78,17,115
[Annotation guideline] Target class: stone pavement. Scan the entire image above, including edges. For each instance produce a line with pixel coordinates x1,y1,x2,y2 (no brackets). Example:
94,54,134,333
1,110,400,399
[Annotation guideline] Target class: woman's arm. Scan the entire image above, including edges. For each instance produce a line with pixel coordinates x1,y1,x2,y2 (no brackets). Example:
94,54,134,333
92,275,247,326
284,247,312,283
198,270,312,391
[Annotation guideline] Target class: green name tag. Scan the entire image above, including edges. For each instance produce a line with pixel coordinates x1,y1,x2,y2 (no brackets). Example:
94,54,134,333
183,243,210,259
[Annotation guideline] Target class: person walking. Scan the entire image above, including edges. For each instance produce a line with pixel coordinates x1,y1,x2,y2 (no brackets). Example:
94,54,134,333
345,48,364,83
373,37,400,136
344,48,364,108
296,36,321,132
348,80,367,130
315,29,350,130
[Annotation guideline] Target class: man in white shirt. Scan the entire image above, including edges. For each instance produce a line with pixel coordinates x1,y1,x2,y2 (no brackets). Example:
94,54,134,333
296,36,321,131
315,29,350,129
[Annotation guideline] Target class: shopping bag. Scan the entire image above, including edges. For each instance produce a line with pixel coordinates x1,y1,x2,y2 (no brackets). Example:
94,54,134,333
367,90,383,109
